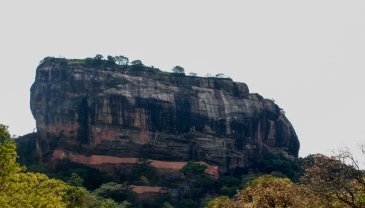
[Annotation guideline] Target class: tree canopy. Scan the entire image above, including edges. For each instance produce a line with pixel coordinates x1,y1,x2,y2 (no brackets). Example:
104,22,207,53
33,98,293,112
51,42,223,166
301,153,365,208
0,124,87,208
114,56,129,66
172,66,185,73
130,60,143,66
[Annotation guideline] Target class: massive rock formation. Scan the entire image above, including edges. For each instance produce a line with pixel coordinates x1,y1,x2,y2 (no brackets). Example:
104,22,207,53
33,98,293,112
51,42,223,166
30,57,299,173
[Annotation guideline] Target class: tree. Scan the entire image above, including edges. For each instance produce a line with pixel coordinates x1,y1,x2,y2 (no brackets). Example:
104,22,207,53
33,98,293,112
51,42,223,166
209,175,324,208
208,196,234,208
114,56,129,66
301,153,365,208
107,56,116,65
93,182,135,203
180,161,207,177
234,175,323,208
67,172,84,187
130,158,156,183
255,152,302,181
84,54,104,67
94,198,130,208
189,72,197,76
172,66,185,74
84,194,130,208
95,54,104,60
177,199,198,208
0,123,87,208
0,124,22,186
215,73,225,78
130,60,143,66
162,202,175,208
180,162,213,199
93,54,104,66
217,176,240,197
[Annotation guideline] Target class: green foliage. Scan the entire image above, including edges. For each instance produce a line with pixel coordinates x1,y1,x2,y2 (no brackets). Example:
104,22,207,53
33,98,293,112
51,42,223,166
114,55,129,66
26,164,48,173
63,185,87,208
256,153,302,181
208,196,234,208
180,161,213,192
146,67,170,76
180,161,213,201
66,59,84,65
144,193,173,208
209,175,324,208
39,56,67,67
0,124,87,208
137,175,150,185
84,194,130,208
94,199,123,208
67,172,84,187
188,72,197,76
84,54,104,67
0,163,88,208
54,163,120,190
130,159,156,184
218,186,237,197
0,124,22,185
217,175,240,197
215,73,226,78
130,60,143,66
107,55,116,63
0,172,82,208
15,133,38,165
0,124,11,141
172,66,185,74
105,56,117,67
240,173,259,188
301,153,365,207
235,175,308,207
95,54,104,60
92,182,136,203
180,161,207,177
162,201,175,208
177,198,198,208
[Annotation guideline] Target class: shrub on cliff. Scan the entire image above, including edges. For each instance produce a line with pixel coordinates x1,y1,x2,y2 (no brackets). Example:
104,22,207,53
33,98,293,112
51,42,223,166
129,159,156,184
130,60,144,66
180,161,214,201
172,66,185,74
189,72,198,76
39,56,67,67
93,182,136,203
114,55,129,66
255,152,302,181
84,54,104,67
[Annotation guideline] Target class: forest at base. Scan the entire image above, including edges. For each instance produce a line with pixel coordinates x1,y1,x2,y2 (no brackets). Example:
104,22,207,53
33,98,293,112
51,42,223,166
1,123,365,208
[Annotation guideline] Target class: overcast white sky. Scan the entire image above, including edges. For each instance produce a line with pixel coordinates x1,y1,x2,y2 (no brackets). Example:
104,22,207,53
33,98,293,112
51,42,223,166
0,1,364,164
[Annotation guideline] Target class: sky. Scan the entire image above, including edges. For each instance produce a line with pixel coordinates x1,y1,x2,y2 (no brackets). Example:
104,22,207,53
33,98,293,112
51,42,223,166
0,1,364,165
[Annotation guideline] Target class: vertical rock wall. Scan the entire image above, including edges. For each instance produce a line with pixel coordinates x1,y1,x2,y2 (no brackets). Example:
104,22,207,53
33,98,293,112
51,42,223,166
30,59,300,172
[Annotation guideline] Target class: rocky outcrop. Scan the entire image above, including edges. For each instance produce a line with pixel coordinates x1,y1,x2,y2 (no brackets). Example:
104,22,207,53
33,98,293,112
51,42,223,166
30,58,299,173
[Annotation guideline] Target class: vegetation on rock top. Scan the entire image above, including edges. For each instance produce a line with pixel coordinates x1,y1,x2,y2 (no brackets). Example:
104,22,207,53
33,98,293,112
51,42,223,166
38,55,233,80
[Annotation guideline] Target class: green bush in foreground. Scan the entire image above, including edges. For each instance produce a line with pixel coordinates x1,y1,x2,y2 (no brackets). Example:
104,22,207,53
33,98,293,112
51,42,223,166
0,124,87,208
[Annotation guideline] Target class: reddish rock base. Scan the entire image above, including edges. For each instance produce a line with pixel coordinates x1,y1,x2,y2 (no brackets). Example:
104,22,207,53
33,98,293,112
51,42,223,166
52,149,219,178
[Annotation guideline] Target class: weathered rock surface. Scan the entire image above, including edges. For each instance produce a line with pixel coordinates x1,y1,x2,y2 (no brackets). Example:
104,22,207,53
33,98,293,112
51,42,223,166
30,58,299,173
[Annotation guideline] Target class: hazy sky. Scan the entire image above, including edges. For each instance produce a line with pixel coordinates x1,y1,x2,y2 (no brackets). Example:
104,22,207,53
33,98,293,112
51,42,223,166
1,1,364,164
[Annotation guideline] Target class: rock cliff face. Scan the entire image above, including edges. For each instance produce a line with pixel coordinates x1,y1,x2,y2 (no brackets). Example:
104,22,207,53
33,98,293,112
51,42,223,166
30,58,299,173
